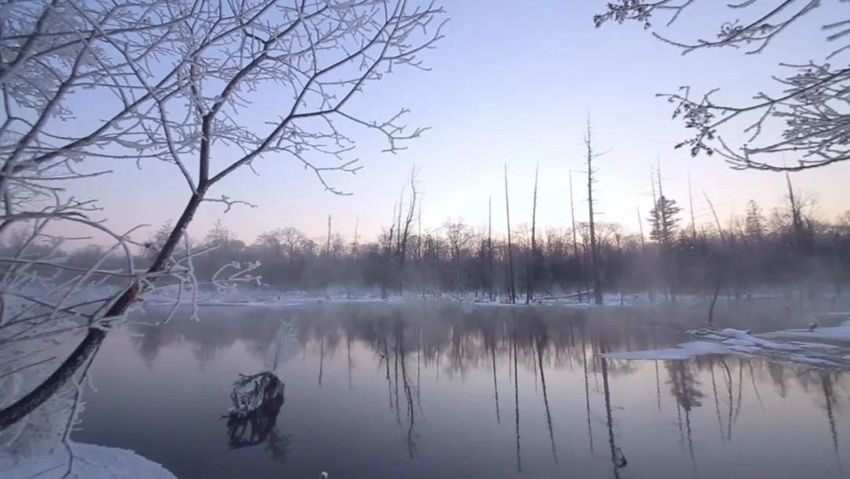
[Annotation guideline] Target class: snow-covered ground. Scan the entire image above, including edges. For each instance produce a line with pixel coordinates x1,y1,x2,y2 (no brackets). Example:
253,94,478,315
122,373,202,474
3,442,176,479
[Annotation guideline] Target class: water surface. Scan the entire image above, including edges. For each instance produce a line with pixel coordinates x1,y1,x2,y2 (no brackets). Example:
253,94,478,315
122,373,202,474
75,301,850,478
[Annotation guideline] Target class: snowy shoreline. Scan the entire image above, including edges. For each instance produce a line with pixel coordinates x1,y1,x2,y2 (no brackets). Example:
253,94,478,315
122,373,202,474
3,442,177,479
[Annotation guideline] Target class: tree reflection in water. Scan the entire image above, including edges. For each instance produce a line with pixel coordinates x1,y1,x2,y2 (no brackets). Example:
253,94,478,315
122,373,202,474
118,302,850,477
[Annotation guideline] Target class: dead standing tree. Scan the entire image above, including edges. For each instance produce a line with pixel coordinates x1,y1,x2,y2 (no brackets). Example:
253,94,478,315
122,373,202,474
504,163,517,303
584,120,604,305
526,163,539,304
569,170,585,302
0,0,445,431
487,196,495,301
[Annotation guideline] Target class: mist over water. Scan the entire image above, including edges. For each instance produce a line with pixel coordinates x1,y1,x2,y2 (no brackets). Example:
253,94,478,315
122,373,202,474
75,302,850,478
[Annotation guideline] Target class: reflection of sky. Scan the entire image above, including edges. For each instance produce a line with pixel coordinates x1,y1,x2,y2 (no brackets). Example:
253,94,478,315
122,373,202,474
75,304,850,478
65,2,849,244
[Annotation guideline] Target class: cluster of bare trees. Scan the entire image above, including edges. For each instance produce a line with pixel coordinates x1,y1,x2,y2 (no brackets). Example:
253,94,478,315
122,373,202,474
61,172,844,304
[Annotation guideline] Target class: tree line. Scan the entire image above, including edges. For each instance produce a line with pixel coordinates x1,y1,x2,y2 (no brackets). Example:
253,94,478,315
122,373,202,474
118,172,850,305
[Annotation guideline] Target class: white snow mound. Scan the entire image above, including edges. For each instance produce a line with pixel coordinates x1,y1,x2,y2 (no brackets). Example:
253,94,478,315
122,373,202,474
3,442,177,479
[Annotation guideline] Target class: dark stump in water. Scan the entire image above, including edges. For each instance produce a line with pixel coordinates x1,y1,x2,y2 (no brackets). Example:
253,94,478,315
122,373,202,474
224,372,289,455
228,371,284,418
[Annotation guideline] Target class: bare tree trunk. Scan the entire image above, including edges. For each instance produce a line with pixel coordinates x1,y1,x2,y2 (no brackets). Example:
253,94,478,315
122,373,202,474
637,206,655,303
381,207,396,300
585,120,603,306
527,163,539,304
325,214,332,298
326,215,332,254
347,217,359,299
398,168,418,295
416,204,422,262
488,196,495,301
569,170,584,303
786,172,806,251
705,191,726,323
688,173,697,243
708,281,721,326
505,163,516,304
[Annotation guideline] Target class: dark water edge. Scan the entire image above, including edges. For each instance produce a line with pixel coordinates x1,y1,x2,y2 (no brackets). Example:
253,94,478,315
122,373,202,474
74,300,850,478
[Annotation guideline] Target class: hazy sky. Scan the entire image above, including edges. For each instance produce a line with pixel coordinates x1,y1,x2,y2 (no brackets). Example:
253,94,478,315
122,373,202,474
74,1,850,244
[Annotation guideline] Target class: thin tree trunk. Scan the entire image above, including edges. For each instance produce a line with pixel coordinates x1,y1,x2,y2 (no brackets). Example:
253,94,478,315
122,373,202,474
637,206,655,303
585,121,603,305
527,163,539,304
708,280,721,326
325,214,332,298
570,170,584,303
488,196,494,301
688,173,697,243
505,163,516,304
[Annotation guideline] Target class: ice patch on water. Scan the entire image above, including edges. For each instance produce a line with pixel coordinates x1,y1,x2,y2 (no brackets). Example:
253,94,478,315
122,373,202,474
604,327,850,369
763,321,850,342
716,328,801,351
602,341,728,360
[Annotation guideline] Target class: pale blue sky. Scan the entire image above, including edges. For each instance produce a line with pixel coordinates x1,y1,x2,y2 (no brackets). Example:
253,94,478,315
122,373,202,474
75,1,850,244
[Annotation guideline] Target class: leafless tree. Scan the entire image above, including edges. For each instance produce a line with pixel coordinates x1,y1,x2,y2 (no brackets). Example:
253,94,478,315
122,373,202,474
504,163,516,303
526,163,539,304
1,0,445,437
569,169,586,302
595,0,850,171
396,166,419,294
584,119,604,305
443,218,472,296
487,196,495,301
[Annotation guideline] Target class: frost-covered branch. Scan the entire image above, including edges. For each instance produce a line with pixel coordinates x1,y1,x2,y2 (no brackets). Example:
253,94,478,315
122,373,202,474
595,0,850,171
0,0,444,437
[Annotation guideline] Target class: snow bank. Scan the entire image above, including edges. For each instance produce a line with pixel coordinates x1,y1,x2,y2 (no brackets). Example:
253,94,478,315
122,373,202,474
3,442,176,479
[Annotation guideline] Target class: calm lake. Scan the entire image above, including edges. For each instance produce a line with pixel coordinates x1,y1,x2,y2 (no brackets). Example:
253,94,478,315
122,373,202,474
74,300,850,478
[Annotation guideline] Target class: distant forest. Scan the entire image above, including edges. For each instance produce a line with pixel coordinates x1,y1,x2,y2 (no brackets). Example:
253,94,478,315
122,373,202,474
14,173,849,306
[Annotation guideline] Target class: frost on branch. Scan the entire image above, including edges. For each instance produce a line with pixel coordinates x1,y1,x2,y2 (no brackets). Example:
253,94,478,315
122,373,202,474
1,0,444,437
595,0,850,171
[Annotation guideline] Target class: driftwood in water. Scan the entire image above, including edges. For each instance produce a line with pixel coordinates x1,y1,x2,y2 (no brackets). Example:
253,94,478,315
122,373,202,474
224,371,287,453
228,371,284,418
